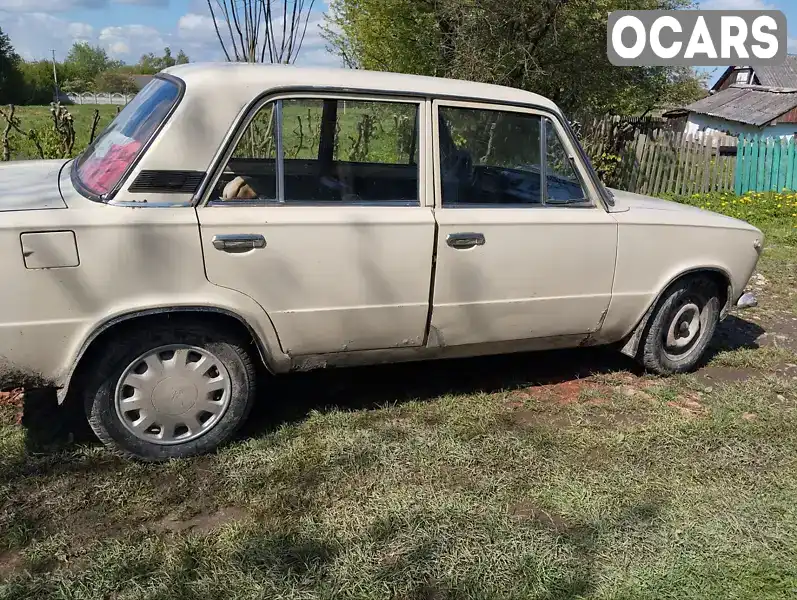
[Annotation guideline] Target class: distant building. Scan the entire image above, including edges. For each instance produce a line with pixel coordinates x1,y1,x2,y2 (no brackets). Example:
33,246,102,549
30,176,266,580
130,75,155,90
664,56,797,139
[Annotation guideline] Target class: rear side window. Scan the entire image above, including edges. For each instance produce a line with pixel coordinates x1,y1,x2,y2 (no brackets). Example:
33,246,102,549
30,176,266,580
214,97,419,204
74,77,181,199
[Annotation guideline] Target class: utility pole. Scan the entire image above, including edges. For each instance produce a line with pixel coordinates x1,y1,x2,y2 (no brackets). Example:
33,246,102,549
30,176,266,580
51,49,59,100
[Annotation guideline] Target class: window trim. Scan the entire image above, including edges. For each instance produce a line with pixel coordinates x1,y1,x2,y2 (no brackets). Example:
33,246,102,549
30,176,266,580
432,98,598,210
199,91,427,208
542,116,592,206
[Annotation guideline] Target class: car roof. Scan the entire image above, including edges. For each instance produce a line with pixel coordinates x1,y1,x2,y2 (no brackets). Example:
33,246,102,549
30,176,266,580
161,62,561,114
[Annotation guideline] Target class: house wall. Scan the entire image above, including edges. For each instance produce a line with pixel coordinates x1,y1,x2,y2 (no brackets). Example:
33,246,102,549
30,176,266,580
684,113,797,139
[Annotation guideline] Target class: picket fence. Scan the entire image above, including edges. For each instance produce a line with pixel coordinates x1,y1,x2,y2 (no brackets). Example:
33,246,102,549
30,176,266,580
735,133,797,195
582,127,739,196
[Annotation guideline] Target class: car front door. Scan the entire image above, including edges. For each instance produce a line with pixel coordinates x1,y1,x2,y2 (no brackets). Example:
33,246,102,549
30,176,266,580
429,100,618,347
197,94,435,356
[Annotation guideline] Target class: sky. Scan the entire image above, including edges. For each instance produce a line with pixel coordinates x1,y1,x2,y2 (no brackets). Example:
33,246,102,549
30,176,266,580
0,0,795,87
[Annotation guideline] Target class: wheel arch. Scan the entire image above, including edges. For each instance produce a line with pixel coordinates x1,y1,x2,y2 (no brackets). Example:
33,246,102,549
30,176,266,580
618,266,732,360
59,306,278,404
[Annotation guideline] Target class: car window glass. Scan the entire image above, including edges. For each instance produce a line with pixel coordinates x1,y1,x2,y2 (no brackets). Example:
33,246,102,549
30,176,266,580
215,98,419,204
544,117,588,204
438,106,542,206
75,77,180,198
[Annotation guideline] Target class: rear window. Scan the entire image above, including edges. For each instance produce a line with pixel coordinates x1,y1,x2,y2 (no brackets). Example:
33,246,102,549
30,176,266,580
74,77,181,199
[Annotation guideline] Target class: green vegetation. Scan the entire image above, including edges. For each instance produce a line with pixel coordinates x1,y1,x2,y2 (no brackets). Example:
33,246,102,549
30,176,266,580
0,27,189,105
323,0,708,116
2,104,119,161
1,198,796,597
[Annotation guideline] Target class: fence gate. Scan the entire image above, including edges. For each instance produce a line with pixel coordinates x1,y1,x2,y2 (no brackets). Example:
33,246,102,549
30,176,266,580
735,134,797,195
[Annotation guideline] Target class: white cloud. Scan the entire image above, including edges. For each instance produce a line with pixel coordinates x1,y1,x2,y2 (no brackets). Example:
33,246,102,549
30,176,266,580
0,0,105,11
175,9,337,65
0,12,95,60
2,3,339,68
99,24,167,59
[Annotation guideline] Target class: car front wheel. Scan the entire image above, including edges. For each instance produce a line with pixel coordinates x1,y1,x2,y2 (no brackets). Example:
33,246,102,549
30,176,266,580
84,321,257,461
638,275,721,375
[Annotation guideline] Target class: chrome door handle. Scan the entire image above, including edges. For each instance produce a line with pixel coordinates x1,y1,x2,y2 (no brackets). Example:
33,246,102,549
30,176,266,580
446,232,485,249
211,234,266,252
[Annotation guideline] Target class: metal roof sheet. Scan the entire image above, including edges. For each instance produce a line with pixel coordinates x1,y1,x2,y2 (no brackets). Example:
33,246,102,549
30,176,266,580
681,85,797,126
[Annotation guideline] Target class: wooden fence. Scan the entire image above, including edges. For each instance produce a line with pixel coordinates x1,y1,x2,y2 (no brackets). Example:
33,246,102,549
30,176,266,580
581,127,739,196
735,134,797,195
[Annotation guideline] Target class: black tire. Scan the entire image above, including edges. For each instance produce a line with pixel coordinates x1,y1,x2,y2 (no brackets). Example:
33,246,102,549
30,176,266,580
83,321,257,461
638,275,721,375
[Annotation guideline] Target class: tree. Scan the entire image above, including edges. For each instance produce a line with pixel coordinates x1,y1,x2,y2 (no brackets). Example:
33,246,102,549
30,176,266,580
94,70,138,94
18,60,65,104
323,0,707,116
0,28,24,104
63,42,122,92
206,0,317,63
135,47,190,74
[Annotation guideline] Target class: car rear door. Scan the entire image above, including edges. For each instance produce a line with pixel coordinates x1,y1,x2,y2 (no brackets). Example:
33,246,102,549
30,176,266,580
197,94,436,356
429,99,618,347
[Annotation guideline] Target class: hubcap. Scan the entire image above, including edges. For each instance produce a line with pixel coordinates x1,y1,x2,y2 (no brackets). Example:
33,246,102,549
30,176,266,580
114,345,232,445
665,302,702,354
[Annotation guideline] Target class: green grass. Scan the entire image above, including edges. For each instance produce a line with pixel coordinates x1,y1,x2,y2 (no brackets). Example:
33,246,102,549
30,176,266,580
2,139,797,596
3,105,119,161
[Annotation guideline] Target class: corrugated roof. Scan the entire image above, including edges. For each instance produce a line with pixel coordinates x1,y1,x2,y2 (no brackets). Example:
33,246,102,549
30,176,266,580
754,55,797,88
679,84,797,126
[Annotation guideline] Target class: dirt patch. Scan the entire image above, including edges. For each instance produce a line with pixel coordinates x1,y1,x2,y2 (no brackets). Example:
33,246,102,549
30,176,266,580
695,366,760,386
505,409,572,430
751,316,797,352
155,506,248,535
666,395,708,418
618,385,655,402
0,388,23,424
509,502,569,531
741,412,758,421
532,380,613,406
0,549,23,578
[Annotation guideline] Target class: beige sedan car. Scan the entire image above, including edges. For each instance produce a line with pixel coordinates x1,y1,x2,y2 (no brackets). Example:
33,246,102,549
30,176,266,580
0,63,762,460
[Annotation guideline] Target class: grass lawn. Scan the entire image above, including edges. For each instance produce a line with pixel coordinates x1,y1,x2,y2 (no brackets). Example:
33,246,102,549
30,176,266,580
1,197,797,596
2,105,119,161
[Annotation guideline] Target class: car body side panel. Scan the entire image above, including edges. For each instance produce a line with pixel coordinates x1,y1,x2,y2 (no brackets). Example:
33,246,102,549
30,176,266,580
0,195,288,390
595,212,762,344
198,205,437,356
430,207,618,346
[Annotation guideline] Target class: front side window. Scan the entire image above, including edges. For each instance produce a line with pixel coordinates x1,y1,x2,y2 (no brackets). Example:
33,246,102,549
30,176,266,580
74,77,181,198
438,106,543,206
215,97,419,204
437,106,589,207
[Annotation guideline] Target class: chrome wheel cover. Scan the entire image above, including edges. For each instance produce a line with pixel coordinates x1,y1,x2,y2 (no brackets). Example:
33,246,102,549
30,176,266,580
664,301,703,359
114,345,232,445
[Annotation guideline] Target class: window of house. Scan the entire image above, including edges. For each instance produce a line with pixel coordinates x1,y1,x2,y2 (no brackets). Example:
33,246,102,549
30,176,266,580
215,97,419,204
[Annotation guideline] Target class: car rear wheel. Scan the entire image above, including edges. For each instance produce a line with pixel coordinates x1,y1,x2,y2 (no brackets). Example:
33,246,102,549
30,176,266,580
638,275,721,375
84,322,257,461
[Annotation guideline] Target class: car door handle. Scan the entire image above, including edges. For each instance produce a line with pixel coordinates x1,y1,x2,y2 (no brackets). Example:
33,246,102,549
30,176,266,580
446,232,485,249
211,234,266,252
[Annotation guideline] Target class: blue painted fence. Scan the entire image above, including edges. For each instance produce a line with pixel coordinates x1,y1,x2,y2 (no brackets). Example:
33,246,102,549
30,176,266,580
735,133,797,195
